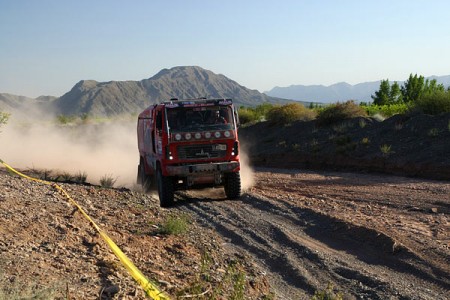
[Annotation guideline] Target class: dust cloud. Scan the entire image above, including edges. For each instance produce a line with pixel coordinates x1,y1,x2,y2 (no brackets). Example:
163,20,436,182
0,115,255,191
0,117,139,188
239,148,255,191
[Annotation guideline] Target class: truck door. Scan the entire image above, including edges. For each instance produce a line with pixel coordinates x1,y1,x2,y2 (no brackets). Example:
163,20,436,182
155,109,164,156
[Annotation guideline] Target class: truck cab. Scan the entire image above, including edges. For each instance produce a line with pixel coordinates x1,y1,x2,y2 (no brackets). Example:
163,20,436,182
137,98,241,207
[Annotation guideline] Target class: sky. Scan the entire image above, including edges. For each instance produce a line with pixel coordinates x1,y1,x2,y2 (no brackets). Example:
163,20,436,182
1,0,450,98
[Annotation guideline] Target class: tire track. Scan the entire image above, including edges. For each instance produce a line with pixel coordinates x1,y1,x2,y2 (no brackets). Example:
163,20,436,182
175,173,449,299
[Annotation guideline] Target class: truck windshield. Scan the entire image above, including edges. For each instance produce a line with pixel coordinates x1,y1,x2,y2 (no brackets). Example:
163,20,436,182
167,106,234,132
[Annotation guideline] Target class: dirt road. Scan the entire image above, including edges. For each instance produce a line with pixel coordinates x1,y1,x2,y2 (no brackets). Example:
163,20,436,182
178,168,450,299
1,167,449,299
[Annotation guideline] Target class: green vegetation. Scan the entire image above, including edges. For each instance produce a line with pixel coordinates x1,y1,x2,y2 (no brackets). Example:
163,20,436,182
0,111,10,132
380,144,394,157
370,73,449,116
55,114,77,125
159,215,189,235
316,101,367,126
266,102,316,125
312,283,343,300
361,137,370,145
371,79,403,105
414,90,450,114
238,103,274,125
361,103,409,117
239,75,449,128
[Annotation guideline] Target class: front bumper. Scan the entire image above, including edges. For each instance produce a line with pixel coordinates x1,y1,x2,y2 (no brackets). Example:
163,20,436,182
166,161,240,176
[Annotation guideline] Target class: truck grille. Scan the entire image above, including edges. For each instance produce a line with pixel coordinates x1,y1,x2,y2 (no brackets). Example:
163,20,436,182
177,144,227,160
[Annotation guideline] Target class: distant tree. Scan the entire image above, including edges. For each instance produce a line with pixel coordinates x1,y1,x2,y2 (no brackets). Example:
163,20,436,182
389,81,403,103
423,78,445,95
401,74,445,103
371,79,391,105
401,74,425,103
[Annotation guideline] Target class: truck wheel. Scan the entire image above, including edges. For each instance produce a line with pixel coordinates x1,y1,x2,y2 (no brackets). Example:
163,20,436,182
224,172,241,199
157,168,174,207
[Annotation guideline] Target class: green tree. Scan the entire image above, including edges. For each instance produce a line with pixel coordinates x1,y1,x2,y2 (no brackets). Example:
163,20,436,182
371,79,391,105
423,78,445,94
389,81,403,103
401,74,445,103
401,74,425,103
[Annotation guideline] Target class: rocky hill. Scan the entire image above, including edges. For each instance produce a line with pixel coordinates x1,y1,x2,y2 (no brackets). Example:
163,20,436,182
46,66,292,117
1,66,292,118
0,93,56,120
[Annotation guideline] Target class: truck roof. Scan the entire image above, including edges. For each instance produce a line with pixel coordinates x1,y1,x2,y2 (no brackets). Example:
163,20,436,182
162,98,233,108
138,98,234,119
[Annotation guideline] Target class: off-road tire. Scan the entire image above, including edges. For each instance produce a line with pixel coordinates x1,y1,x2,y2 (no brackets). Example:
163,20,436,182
157,168,174,207
224,171,241,199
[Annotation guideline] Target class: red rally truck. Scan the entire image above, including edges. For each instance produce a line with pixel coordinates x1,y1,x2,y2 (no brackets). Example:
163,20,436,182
137,98,241,207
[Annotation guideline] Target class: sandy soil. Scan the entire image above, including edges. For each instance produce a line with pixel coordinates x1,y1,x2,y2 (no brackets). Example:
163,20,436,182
1,167,449,299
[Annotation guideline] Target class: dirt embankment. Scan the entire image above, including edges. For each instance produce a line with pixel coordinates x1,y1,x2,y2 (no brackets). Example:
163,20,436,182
239,112,450,180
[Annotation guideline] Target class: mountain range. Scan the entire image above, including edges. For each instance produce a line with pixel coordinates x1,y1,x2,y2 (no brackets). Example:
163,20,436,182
0,66,290,118
265,75,450,103
2,67,450,118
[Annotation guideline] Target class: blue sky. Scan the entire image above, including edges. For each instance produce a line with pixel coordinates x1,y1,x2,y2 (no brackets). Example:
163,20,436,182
1,0,450,98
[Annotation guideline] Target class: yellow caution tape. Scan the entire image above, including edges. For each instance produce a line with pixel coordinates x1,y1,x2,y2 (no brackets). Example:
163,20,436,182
0,159,170,300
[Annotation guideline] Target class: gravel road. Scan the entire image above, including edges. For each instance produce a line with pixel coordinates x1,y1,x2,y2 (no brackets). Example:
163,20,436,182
178,168,450,299
1,167,449,299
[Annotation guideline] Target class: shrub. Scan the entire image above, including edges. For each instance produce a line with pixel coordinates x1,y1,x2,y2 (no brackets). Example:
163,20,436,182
312,283,343,300
414,90,450,114
361,137,370,145
380,144,394,157
361,103,409,117
99,174,117,188
159,215,189,235
74,171,88,183
56,114,77,125
267,103,316,125
238,108,259,125
316,101,367,126
0,111,10,132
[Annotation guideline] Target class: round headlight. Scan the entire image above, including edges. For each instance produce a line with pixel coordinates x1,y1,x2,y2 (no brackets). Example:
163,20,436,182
205,132,212,139
195,132,201,139
175,133,182,141
185,133,192,140
224,131,231,138
214,131,221,138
